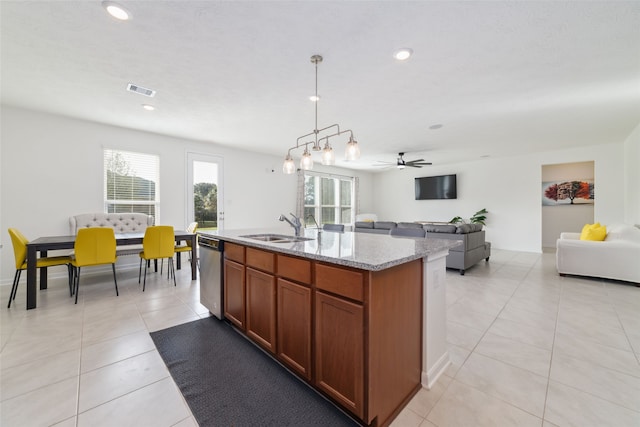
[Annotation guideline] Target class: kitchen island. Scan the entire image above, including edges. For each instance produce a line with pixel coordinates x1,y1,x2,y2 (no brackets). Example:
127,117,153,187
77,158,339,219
199,227,459,427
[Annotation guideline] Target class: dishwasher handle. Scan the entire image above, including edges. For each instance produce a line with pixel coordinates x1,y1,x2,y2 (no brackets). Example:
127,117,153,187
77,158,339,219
198,236,223,251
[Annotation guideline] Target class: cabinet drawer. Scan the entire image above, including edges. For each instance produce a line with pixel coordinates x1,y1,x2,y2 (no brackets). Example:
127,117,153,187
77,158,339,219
246,247,275,273
225,242,245,263
315,263,364,302
277,254,312,285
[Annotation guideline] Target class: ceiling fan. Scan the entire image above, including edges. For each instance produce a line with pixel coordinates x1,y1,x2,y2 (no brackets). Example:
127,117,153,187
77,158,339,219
376,152,433,169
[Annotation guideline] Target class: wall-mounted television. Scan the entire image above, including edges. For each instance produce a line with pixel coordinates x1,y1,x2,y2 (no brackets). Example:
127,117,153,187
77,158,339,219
415,174,457,200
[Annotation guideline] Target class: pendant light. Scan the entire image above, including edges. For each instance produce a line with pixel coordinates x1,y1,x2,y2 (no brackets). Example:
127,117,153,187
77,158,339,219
282,55,361,174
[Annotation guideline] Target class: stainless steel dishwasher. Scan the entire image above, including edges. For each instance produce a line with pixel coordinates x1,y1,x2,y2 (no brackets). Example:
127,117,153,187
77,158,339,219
198,234,224,319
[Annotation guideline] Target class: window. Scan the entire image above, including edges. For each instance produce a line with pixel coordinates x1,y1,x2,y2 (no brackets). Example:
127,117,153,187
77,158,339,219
104,149,159,220
304,172,354,226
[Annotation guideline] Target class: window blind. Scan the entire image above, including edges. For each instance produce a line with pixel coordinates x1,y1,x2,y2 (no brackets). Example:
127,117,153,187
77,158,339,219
103,149,159,220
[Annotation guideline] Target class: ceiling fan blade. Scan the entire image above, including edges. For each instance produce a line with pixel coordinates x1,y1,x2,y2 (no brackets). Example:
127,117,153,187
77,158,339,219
374,153,432,169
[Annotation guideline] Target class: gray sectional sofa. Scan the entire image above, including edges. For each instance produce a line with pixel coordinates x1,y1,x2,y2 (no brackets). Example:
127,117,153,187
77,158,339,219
354,221,491,275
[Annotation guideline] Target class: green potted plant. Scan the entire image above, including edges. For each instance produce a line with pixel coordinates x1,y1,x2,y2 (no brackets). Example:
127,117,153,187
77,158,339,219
450,208,488,225
470,208,488,225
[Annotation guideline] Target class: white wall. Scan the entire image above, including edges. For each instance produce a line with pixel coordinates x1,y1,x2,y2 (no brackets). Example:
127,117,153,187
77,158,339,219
624,122,640,225
372,142,628,253
0,106,374,283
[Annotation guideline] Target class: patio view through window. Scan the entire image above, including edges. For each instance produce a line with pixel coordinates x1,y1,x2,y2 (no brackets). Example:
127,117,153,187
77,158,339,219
104,149,160,219
304,172,354,226
192,160,218,230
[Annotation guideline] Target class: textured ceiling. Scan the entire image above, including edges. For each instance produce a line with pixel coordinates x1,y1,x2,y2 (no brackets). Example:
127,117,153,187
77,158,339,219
1,1,639,171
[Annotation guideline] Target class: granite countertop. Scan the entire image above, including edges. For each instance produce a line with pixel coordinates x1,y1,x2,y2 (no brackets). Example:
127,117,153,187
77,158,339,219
199,227,461,271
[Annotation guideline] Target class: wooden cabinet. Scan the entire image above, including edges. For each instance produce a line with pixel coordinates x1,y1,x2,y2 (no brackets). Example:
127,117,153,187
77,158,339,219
222,242,422,427
277,278,312,379
223,258,245,329
315,290,364,419
246,267,277,352
275,254,312,380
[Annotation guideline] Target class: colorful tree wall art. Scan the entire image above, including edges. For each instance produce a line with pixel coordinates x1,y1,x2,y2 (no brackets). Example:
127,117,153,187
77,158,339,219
542,180,594,206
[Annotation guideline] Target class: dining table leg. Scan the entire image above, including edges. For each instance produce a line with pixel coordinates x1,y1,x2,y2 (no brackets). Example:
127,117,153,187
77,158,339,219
39,250,49,290
190,234,197,279
26,245,38,309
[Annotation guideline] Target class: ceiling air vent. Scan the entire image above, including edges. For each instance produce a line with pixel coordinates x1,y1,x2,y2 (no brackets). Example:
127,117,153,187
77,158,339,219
126,83,156,97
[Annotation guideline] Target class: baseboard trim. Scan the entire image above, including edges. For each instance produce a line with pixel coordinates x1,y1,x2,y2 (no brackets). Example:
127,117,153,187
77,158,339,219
422,350,451,390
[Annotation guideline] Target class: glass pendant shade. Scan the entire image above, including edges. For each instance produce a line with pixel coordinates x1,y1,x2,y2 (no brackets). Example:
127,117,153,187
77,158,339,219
321,143,335,165
300,148,314,170
282,154,296,174
345,138,360,161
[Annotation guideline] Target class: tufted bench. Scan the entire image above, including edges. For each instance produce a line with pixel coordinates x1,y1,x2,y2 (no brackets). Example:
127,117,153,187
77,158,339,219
70,213,155,256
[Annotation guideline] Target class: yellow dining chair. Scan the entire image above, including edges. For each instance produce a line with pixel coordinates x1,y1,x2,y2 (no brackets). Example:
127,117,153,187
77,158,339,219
71,227,118,304
139,225,176,291
174,222,198,267
7,228,73,308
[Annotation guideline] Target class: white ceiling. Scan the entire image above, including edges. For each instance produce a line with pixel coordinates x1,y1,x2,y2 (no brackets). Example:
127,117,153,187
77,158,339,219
2,1,639,171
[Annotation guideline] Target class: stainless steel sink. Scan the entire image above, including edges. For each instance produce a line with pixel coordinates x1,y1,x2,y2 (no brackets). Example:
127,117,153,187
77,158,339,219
240,234,314,243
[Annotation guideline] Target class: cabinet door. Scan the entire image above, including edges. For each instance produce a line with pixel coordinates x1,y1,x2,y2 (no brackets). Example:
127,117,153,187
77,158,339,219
224,259,245,329
246,267,277,353
277,278,311,380
315,291,364,419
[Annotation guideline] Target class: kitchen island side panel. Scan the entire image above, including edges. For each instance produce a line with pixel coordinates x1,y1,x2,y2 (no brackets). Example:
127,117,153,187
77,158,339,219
367,258,423,426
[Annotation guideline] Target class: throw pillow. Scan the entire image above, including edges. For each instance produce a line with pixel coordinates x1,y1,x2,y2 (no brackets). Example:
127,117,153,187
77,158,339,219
579,223,598,239
580,223,607,241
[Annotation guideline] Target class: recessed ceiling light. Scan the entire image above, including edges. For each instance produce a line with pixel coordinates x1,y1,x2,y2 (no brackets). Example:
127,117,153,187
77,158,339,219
102,1,131,20
142,104,155,111
309,95,320,102
394,48,413,61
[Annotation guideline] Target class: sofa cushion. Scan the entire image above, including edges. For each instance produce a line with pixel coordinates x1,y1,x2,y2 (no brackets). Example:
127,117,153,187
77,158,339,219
580,223,606,241
397,222,424,229
454,223,484,234
355,221,374,229
456,224,473,234
423,224,457,233
605,223,640,243
374,221,397,230
470,223,484,232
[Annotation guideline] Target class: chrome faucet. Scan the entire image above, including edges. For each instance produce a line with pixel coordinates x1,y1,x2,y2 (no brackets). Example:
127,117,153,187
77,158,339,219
306,214,323,243
279,213,302,236
306,214,321,233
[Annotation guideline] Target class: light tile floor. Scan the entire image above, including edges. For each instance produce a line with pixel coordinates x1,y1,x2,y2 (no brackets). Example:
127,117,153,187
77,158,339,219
1,249,639,427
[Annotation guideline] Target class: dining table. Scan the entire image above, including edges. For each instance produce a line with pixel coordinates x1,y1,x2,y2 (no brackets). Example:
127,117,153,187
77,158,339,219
25,230,197,309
